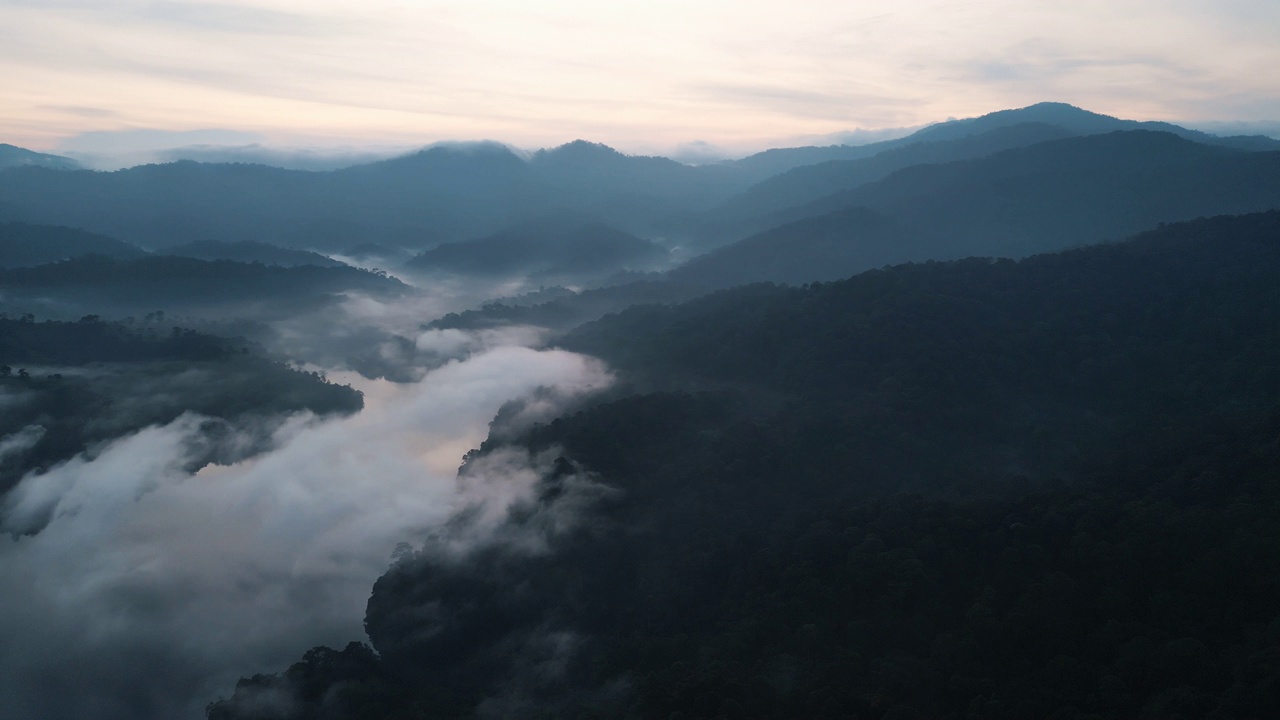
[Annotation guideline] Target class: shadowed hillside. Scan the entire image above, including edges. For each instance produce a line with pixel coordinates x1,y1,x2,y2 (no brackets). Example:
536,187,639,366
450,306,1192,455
210,212,1280,720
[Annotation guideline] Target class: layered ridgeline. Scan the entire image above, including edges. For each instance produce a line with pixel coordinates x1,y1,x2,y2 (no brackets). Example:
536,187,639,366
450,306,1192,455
0,144,81,171
0,252,405,319
1,104,1276,256
210,212,1280,720
0,141,731,251
0,223,347,270
719,101,1280,184
403,213,670,284
670,129,1280,284
0,316,363,513
428,128,1280,331
0,222,147,267
159,239,346,268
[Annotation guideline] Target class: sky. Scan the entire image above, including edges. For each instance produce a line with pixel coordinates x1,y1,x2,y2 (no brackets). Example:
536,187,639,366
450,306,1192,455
1,0,1279,158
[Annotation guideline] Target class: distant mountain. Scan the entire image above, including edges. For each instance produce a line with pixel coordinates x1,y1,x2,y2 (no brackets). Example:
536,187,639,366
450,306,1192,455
673,131,1280,288
404,214,668,283
669,207,912,288
0,161,333,249
2,103,1272,257
0,222,146,267
0,144,81,171
531,141,738,225
0,255,406,318
713,143,890,186
161,239,344,267
433,131,1280,331
699,122,1077,244
715,101,1280,186
908,101,1280,151
0,141,739,251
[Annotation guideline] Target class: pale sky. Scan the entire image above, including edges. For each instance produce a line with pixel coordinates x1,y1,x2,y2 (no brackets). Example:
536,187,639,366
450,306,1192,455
2,0,1278,156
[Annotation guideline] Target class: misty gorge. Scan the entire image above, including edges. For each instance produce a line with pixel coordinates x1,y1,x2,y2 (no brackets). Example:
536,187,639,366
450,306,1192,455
3,99,1280,720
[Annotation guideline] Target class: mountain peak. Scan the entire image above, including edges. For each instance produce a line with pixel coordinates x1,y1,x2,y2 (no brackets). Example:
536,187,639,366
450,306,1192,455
533,140,626,164
910,102,1129,141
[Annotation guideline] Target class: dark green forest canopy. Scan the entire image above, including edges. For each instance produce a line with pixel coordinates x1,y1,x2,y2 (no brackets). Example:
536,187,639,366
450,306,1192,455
0,316,362,503
0,254,405,317
209,212,1280,720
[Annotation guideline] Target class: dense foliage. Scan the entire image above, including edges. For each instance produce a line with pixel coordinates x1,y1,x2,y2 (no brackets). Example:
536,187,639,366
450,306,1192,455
209,212,1280,719
0,254,404,317
0,316,363,499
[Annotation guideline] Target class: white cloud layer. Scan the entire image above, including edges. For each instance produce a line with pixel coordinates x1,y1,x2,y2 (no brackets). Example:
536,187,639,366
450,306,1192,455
0,341,612,720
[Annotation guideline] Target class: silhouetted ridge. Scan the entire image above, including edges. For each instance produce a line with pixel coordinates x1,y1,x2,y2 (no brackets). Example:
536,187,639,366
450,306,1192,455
0,254,405,315
212,212,1280,720
161,239,345,267
0,143,82,171
404,214,667,280
0,222,146,267
697,130,1280,271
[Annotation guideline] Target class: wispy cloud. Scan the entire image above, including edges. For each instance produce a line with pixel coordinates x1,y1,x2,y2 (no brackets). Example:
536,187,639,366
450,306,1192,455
0,1,1276,164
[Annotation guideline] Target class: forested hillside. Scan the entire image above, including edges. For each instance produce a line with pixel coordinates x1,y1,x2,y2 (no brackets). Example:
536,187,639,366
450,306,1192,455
0,222,146,267
0,254,405,317
209,212,1280,720
0,316,363,505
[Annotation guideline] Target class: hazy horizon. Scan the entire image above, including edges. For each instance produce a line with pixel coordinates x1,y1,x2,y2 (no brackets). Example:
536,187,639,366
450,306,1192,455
3,1,1277,160
14,106,1280,173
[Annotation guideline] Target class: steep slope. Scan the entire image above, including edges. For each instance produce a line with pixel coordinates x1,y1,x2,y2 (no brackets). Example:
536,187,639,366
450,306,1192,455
211,212,1280,720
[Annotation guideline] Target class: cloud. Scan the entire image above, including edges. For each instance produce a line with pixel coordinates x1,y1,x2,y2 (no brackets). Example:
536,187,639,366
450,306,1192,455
693,83,918,123
138,1,333,36
5,1,1277,155
0,425,45,466
2,0,335,36
260,290,557,382
1186,119,1280,139
57,128,264,153
0,343,612,720
39,104,121,119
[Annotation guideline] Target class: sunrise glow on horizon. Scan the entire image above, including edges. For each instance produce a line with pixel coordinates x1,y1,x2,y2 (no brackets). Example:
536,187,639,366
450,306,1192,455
2,0,1278,157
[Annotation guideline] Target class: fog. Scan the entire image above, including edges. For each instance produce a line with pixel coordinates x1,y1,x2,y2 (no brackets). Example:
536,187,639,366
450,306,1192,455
0,318,611,719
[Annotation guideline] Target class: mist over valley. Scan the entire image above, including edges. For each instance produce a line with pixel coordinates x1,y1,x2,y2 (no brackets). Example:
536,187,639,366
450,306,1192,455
3,96,1280,720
